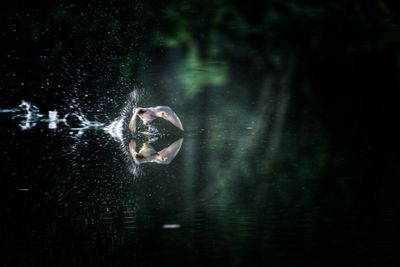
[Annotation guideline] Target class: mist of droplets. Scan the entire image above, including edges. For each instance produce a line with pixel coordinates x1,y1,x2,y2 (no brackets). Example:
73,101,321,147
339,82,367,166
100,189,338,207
0,89,144,175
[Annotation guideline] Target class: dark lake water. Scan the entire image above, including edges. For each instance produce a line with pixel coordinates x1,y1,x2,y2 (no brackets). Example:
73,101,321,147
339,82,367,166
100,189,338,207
1,1,400,266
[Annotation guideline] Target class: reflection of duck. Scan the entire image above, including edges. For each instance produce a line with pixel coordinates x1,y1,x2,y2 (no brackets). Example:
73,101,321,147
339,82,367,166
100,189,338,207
129,106,184,133
129,138,184,166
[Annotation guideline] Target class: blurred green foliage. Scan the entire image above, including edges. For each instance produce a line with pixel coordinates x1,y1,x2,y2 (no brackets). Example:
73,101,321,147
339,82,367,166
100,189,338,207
2,0,399,96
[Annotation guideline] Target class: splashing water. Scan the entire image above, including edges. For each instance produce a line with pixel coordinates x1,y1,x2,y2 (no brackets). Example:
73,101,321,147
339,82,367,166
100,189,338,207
0,90,136,155
0,90,176,177
64,112,105,131
13,100,43,130
0,89,142,134
104,117,124,142
0,91,144,144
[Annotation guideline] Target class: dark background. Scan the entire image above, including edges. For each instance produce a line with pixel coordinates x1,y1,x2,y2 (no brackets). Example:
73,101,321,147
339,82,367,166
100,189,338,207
1,0,399,266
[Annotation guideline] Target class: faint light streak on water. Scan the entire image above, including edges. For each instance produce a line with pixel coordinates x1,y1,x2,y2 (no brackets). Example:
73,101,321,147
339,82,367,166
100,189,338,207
162,224,181,229
18,188,29,192
0,108,20,113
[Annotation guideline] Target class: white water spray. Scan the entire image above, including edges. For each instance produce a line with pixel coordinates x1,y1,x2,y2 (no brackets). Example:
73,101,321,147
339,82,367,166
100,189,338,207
104,117,124,142
0,91,140,140
0,90,176,177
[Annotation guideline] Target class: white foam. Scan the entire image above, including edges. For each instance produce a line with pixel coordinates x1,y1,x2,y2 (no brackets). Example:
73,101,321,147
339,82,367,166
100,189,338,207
104,117,124,142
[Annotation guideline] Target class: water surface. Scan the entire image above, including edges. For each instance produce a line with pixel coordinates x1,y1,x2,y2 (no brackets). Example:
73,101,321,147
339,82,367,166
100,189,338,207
1,1,399,266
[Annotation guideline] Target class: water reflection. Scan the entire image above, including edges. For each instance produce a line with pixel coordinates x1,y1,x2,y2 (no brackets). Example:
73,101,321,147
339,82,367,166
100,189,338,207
128,138,184,166
0,97,184,177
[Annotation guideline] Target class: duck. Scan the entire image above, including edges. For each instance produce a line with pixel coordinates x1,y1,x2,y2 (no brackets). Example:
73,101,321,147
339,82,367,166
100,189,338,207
129,106,184,133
